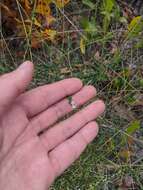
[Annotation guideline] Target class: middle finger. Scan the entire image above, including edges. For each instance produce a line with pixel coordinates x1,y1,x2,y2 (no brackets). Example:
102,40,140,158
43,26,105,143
40,100,105,151
30,85,96,134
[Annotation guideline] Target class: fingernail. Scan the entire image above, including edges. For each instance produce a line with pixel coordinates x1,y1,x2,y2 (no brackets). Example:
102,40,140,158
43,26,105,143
18,61,32,70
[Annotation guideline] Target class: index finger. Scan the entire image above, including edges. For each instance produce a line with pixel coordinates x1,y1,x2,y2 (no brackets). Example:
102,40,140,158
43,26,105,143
18,78,83,117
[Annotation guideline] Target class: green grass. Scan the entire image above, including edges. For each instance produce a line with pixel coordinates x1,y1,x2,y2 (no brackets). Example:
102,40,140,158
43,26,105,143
1,0,143,189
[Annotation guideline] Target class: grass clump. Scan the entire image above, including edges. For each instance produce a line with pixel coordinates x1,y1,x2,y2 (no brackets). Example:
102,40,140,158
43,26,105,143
1,0,143,189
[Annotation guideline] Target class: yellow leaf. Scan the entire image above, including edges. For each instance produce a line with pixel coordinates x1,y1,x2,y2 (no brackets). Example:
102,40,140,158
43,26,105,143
127,16,143,39
53,0,70,8
128,16,142,31
35,0,56,27
35,1,51,16
24,0,31,13
42,29,57,41
45,15,56,26
33,18,42,27
80,38,86,54
119,149,132,162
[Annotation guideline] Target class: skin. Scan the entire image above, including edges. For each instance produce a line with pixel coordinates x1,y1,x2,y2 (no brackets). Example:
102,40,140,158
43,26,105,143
0,61,105,190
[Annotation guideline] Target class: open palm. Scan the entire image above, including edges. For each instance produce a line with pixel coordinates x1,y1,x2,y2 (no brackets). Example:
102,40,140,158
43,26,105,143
0,62,105,190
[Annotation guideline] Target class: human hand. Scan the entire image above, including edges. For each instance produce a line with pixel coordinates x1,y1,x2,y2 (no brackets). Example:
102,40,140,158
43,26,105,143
0,61,105,190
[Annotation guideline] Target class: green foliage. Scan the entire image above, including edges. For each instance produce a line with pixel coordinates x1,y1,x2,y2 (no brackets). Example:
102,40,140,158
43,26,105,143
102,0,115,13
139,79,143,87
2,0,143,189
81,0,125,51
81,17,98,38
101,0,115,33
127,16,143,39
126,120,140,135
82,0,95,9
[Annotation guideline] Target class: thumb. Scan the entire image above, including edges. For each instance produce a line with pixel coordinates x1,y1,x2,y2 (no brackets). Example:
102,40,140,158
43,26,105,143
0,61,34,114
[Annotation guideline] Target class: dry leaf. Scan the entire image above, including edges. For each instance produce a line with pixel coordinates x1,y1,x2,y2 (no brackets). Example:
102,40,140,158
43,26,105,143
1,0,70,48
119,149,132,162
80,38,86,54
23,0,31,14
123,175,134,188
35,2,51,16
42,29,57,41
95,51,100,60
31,37,41,49
114,104,135,121
54,0,70,8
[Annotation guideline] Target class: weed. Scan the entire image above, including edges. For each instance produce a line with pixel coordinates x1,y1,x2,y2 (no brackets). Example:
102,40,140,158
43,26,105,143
1,0,143,189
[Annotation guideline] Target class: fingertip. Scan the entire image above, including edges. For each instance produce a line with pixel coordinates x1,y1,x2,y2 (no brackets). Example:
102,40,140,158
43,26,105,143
97,100,106,112
0,62,34,110
85,85,97,96
94,100,106,113
16,61,34,81
18,61,34,72
88,121,99,134
70,78,83,89
25,61,34,70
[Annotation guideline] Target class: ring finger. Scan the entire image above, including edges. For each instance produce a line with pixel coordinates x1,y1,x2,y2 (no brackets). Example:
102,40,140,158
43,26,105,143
29,85,97,135
40,100,105,151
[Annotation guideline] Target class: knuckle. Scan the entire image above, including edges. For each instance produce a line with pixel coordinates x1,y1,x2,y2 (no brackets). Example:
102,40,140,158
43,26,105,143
67,139,78,160
62,124,72,139
53,104,64,119
49,152,62,177
14,82,23,94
